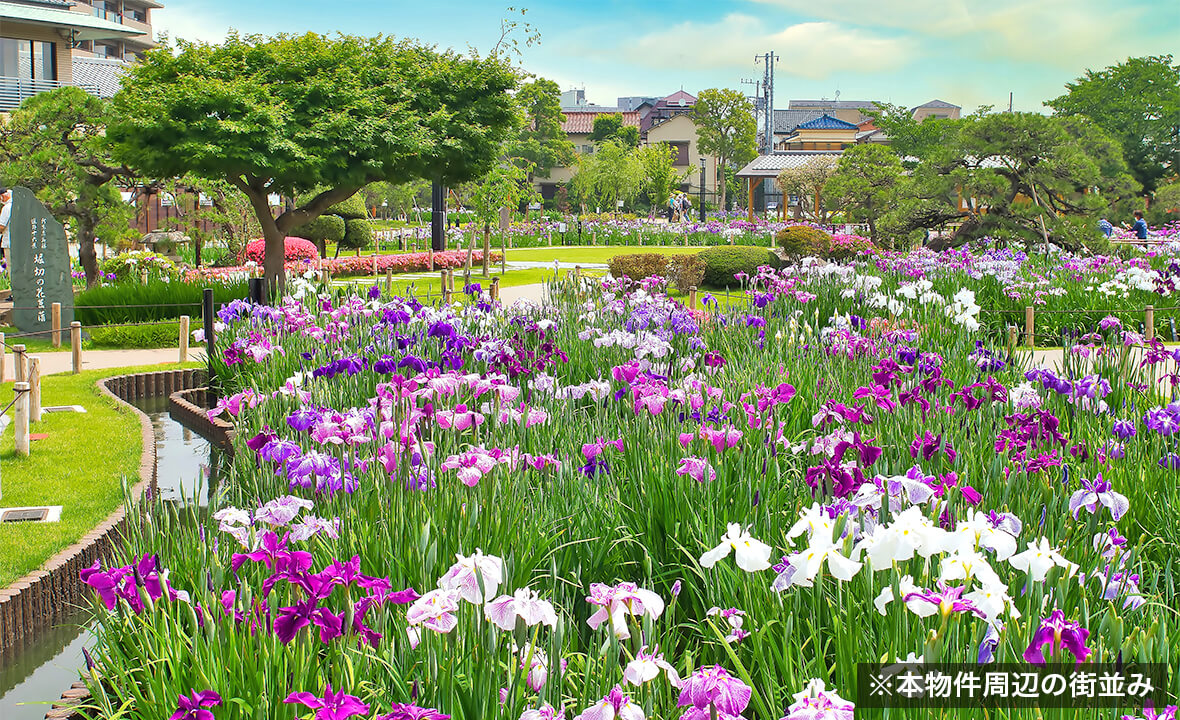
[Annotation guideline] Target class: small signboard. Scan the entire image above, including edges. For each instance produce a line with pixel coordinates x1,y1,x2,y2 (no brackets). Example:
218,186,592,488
8,187,74,335
616,200,624,208
499,207,510,232
557,222,568,233
528,202,542,211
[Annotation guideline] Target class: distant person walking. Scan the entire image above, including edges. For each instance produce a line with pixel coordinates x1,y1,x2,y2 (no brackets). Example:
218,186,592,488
1098,218,1113,238
0,186,12,269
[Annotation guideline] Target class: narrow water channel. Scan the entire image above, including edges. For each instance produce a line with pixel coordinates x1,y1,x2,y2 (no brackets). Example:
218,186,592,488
0,392,221,720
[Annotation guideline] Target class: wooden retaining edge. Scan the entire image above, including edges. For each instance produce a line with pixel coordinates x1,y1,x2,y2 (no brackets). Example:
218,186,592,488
169,385,235,456
0,368,207,719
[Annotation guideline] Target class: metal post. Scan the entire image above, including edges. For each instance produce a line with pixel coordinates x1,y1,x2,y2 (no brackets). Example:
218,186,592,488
51,302,62,348
28,356,41,423
179,315,190,363
248,277,266,305
13,344,26,383
699,158,707,222
70,323,81,373
14,382,29,457
431,181,446,253
202,288,215,360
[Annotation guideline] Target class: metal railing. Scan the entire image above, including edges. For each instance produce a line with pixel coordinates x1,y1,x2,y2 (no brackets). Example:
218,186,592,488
0,77,103,111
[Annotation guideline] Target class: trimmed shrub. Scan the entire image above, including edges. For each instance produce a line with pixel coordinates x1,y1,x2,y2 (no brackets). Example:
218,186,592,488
245,237,319,264
341,219,374,251
776,225,833,258
89,322,180,349
828,233,876,261
667,253,706,294
291,214,346,252
608,253,669,282
326,193,369,220
699,245,781,287
75,279,251,324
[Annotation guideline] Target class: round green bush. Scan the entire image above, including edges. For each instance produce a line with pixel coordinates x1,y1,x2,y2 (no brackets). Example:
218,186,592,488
699,245,781,287
776,225,833,258
292,214,346,247
341,218,374,250
607,253,669,282
326,193,369,220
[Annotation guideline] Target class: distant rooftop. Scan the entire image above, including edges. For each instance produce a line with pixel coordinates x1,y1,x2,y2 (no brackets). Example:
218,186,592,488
795,114,860,131
0,1,146,40
72,55,128,98
561,108,640,134
788,99,879,110
914,99,960,110
736,151,843,178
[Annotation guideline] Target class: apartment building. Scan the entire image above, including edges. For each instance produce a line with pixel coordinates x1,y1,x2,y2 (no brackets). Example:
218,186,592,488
0,0,153,110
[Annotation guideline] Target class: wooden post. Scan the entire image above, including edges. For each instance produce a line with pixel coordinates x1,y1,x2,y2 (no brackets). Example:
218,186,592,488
14,382,29,457
13,344,26,383
0,331,6,384
592,230,596,246
28,357,41,423
491,277,500,302
51,302,62,348
385,268,393,294
482,225,491,278
320,269,330,285
1146,305,1155,342
440,270,451,304
71,322,82,373
1024,306,1035,348
179,315,190,363
689,286,698,309
1007,325,1018,357
747,177,755,223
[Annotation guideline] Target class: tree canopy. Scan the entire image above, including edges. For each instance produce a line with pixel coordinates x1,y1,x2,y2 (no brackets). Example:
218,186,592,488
775,156,838,224
589,114,640,148
1047,55,1180,194
107,32,519,290
691,88,757,208
505,78,575,178
825,144,904,246
0,87,134,286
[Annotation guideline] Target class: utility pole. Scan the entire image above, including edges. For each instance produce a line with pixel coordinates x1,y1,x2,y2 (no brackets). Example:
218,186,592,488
741,78,764,154
754,52,778,154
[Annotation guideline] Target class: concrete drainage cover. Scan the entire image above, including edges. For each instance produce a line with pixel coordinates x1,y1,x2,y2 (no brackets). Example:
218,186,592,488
0,506,62,523
43,405,87,413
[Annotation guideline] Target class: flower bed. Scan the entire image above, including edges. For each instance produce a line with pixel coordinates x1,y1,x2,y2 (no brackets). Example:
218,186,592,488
75,253,1179,720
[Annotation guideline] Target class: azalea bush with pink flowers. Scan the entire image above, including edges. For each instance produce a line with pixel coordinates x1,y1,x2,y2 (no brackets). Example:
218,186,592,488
245,237,320,264
76,256,1180,720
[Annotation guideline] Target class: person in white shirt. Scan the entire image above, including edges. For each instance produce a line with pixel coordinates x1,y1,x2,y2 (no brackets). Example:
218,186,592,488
0,186,12,268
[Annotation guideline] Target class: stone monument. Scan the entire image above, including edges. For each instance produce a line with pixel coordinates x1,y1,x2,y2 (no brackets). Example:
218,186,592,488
8,187,74,334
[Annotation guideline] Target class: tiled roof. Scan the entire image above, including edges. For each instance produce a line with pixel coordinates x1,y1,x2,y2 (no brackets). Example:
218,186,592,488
773,109,824,134
735,151,843,178
788,99,879,110
72,56,128,98
561,109,641,134
796,114,859,131
914,99,960,109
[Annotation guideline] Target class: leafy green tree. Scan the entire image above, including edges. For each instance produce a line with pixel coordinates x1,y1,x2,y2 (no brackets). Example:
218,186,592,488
691,88,757,209
1047,55,1180,194
0,87,134,287
825,144,904,246
470,161,534,275
363,180,430,219
107,32,518,291
1156,181,1180,216
775,155,838,223
505,78,575,178
889,112,1136,249
867,102,964,162
635,142,687,212
590,114,640,148
578,140,641,213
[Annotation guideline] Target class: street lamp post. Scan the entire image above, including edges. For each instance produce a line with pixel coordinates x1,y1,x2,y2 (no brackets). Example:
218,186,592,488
699,157,707,222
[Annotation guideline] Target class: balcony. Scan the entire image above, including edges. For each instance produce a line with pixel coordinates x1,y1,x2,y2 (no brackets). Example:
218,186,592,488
0,77,102,112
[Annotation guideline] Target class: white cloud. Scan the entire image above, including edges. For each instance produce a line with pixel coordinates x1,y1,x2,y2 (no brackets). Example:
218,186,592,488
152,1,244,46
625,14,912,79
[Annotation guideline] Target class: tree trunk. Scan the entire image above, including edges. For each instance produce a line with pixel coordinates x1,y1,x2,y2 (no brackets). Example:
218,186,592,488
482,223,490,278
78,214,100,288
242,187,286,293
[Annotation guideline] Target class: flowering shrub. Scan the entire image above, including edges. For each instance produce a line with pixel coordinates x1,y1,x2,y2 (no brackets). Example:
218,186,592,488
100,250,179,281
244,237,320,264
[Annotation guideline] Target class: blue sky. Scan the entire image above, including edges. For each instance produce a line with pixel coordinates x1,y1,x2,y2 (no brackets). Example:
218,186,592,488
155,0,1180,112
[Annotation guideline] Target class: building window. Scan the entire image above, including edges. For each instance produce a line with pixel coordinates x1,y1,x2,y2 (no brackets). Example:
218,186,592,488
671,142,689,166
0,38,57,81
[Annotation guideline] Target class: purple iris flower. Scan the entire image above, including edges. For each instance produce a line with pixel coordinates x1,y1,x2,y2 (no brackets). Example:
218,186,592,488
1112,419,1137,440
977,622,1002,664
1068,473,1129,521
398,355,430,373
377,704,451,720
288,408,322,432
1023,609,1092,666
369,284,381,300
904,582,984,618
260,439,302,469
169,690,222,720
284,684,370,720
677,665,752,718
1144,406,1180,435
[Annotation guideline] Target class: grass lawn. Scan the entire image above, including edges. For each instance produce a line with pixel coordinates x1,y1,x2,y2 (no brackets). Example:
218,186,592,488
334,266,607,297
0,362,200,587
505,246,707,264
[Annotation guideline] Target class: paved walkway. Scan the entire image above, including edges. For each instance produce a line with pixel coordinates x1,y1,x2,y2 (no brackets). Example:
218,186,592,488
2,347,201,380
